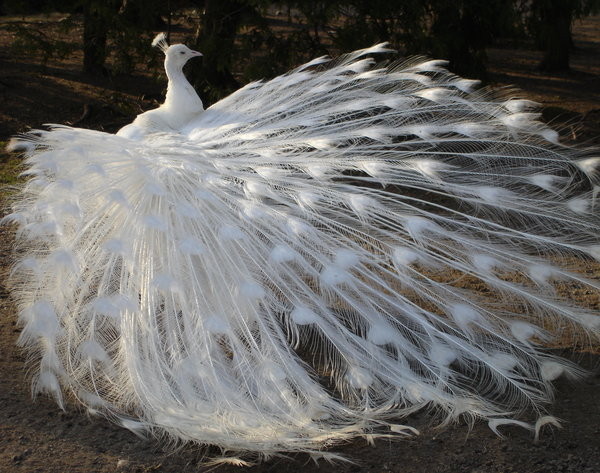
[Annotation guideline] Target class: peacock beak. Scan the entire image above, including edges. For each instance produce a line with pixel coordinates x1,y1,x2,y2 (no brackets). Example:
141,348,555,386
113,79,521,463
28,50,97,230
190,50,203,57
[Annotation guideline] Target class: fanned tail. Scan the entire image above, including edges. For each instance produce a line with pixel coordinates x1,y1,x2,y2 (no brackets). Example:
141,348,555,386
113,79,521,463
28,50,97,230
5,46,600,456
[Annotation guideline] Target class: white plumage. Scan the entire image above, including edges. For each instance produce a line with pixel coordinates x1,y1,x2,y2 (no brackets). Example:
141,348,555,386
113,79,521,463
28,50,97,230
5,35,600,460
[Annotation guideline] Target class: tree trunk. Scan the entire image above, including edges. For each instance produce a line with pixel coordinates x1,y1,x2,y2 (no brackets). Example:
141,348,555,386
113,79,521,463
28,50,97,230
430,3,488,80
189,0,254,104
82,1,111,75
537,0,574,71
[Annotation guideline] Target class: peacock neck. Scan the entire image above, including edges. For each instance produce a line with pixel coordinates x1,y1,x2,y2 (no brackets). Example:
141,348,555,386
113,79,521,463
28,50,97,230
163,59,204,114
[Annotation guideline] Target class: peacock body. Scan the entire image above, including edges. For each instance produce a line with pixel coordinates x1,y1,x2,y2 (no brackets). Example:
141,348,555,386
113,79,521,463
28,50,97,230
5,37,600,459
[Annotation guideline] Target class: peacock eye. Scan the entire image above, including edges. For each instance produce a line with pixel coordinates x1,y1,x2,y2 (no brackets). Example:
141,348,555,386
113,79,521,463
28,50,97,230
180,51,185,55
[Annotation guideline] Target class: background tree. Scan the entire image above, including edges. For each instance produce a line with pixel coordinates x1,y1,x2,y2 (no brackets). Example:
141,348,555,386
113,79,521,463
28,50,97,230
331,0,514,79
82,1,117,74
82,0,170,75
187,0,267,105
333,0,427,52
425,0,516,79
5,0,600,85
526,0,600,71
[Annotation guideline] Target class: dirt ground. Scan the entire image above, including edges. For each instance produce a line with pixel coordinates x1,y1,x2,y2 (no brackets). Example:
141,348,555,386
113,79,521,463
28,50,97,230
0,12,599,473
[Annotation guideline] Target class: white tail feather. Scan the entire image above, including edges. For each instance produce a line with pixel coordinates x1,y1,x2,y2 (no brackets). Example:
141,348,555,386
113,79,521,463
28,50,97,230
5,44,600,458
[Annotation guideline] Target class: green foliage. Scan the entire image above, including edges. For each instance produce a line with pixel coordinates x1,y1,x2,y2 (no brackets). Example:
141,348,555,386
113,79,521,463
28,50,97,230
334,0,428,52
187,0,270,104
1,0,78,15
78,0,170,75
8,21,77,66
237,26,322,80
5,0,599,91
332,0,517,79
0,145,25,199
287,0,340,50
108,0,169,74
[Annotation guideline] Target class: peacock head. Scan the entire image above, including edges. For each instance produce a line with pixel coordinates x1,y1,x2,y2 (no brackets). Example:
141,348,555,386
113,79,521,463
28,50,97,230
152,33,202,69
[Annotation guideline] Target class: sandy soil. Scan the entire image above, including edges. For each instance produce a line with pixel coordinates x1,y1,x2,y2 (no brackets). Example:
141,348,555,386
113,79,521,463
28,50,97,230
0,12,599,473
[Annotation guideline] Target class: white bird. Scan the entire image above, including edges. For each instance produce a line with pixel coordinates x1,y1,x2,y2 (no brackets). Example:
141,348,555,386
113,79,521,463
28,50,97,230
117,33,203,139
5,33,600,461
